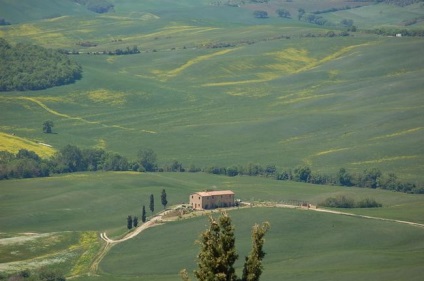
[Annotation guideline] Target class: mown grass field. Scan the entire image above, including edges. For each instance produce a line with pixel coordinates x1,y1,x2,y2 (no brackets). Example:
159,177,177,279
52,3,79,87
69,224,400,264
0,172,423,280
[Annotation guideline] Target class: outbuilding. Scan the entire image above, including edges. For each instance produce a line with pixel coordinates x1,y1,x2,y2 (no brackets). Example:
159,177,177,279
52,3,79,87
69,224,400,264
190,190,235,210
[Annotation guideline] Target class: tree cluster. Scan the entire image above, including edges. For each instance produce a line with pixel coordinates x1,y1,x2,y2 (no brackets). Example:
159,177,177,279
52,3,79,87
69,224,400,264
180,212,270,281
0,150,50,180
312,5,359,15
0,145,157,179
381,0,423,7
0,18,11,25
0,39,82,91
368,28,424,36
70,0,114,14
319,195,382,208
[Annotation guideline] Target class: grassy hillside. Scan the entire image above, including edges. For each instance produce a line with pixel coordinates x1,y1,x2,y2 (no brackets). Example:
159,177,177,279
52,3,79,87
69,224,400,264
98,208,424,281
1,172,423,232
0,172,423,280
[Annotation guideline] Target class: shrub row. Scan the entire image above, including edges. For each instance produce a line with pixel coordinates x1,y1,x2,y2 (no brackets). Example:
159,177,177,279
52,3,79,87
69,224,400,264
319,195,382,208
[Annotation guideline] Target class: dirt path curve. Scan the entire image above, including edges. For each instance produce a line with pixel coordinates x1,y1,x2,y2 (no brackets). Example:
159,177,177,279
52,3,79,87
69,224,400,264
90,207,179,274
310,207,424,228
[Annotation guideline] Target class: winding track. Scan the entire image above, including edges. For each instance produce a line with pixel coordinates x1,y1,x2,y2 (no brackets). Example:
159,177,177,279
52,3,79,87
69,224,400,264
90,208,175,274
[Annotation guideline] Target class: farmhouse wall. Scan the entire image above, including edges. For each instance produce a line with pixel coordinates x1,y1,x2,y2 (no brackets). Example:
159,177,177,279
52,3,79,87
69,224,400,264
190,190,235,210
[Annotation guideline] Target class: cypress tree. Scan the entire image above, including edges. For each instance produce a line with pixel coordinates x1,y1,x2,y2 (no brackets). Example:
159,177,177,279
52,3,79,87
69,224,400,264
127,215,133,230
241,222,270,281
149,194,154,214
194,212,238,281
161,189,168,209
142,205,147,222
133,216,138,227
181,212,270,281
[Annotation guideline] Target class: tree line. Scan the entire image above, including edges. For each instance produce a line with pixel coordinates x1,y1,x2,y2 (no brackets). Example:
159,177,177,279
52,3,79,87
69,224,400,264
0,39,82,91
0,145,422,194
203,164,423,194
71,0,114,14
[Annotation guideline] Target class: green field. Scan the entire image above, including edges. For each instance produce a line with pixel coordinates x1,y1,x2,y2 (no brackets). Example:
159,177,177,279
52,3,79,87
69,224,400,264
0,172,423,280
1,0,424,280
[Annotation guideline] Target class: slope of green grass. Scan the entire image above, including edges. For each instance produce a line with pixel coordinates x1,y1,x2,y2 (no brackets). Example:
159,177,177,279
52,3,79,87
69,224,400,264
97,208,424,281
0,0,91,23
325,2,424,29
1,172,423,280
1,36,422,181
1,172,423,232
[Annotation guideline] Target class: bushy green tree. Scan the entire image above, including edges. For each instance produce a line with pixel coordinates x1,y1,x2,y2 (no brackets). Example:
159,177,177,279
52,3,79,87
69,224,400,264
293,166,311,182
138,148,157,172
253,10,268,18
337,168,352,186
276,8,291,18
43,121,54,134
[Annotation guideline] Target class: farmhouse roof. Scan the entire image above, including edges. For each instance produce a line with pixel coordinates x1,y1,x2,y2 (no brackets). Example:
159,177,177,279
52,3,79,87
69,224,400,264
194,190,235,197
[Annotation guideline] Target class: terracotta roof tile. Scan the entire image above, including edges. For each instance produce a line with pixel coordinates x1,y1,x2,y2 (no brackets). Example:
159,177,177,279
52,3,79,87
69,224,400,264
194,190,234,197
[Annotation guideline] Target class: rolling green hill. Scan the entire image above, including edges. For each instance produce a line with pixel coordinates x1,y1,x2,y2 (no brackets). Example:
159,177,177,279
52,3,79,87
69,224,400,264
0,172,423,280
0,1,422,181
0,1,424,279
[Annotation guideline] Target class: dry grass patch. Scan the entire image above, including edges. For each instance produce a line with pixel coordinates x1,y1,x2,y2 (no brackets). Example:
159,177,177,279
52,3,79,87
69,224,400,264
86,89,127,106
0,132,56,158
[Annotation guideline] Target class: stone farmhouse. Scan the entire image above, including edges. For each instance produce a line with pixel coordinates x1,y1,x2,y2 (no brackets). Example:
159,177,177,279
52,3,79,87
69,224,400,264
189,190,235,210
